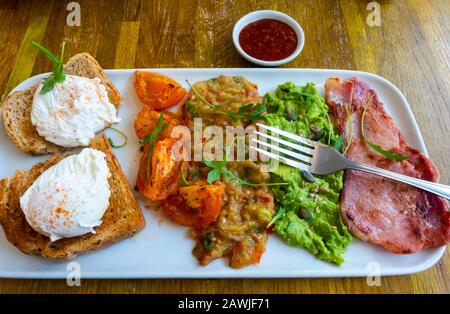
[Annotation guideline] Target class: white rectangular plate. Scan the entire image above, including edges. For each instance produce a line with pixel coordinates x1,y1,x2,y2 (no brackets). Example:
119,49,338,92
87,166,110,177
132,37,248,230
0,68,445,278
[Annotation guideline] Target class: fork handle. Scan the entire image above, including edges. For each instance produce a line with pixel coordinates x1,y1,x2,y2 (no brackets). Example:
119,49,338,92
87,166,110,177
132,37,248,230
346,160,450,200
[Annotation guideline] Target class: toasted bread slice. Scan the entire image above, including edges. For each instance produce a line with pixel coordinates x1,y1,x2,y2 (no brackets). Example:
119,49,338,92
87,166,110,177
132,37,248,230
1,53,122,155
64,53,122,106
0,135,145,261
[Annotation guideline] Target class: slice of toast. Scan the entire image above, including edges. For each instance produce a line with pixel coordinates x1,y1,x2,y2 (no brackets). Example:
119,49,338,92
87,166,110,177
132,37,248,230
1,53,122,155
0,135,145,261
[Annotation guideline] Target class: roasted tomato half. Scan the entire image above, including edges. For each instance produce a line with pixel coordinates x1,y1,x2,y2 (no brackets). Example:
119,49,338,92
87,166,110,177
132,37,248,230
134,107,182,140
136,138,181,201
161,181,226,228
134,71,187,110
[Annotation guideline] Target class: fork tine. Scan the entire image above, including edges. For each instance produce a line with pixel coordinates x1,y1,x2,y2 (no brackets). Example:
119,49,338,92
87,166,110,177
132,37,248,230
254,131,313,157
256,123,315,148
251,146,311,171
253,139,312,164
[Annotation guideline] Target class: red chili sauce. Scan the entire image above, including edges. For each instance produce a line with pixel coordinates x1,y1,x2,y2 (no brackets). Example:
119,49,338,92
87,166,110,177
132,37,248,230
238,19,298,61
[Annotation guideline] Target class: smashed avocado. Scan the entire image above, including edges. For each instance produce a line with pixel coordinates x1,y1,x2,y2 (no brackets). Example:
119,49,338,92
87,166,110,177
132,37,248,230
263,82,352,265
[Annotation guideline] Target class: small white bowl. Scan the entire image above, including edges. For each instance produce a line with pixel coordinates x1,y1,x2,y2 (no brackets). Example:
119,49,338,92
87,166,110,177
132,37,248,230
232,10,305,67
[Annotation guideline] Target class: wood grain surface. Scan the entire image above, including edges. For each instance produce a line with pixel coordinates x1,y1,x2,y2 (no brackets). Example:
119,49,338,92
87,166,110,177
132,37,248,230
0,0,448,294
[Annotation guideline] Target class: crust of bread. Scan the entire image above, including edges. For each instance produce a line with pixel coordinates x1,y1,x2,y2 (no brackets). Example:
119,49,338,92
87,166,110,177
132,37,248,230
63,53,122,106
1,53,122,155
0,135,145,261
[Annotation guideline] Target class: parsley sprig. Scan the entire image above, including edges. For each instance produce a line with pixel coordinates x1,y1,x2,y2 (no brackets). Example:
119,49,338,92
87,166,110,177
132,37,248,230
32,40,66,94
186,80,266,122
361,93,408,161
139,112,168,178
203,158,227,184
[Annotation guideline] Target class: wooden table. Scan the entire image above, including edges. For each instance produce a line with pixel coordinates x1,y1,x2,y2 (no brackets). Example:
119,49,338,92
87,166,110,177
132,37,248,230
0,0,448,294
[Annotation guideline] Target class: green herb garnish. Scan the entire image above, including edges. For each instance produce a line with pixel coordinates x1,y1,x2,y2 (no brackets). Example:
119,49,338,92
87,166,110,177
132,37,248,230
32,40,66,94
203,157,226,184
326,114,333,145
342,105,353,155
333,135,344,151
186,80,266,122
224,168,288,187
140,112,169,178
267,207,286,228
203,153,288,187
179,164,189,187
361,94,408,161
107,127,128,148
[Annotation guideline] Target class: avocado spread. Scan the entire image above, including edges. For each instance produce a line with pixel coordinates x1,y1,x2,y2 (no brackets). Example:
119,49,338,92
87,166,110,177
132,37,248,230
263,82,352,265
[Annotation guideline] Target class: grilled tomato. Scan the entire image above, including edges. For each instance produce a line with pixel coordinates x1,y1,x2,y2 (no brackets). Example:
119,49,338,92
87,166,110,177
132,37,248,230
136,138,181,201
134,106,182,140
161,181,226,228
134,71,187,110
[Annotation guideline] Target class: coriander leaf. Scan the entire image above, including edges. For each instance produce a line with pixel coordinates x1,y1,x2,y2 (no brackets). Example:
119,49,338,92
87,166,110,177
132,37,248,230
207,168,222,184
40,77,55,94
203,149,288,187
203,156,226,184
203,157,226,169
361,94,408,161
202,157,215,168
215,159,227,168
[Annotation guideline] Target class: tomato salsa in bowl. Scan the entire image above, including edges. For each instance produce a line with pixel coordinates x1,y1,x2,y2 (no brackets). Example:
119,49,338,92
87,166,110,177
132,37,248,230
233,10,304,66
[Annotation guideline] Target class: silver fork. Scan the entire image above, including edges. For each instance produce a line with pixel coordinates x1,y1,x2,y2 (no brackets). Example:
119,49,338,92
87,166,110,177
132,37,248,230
251,123,450,200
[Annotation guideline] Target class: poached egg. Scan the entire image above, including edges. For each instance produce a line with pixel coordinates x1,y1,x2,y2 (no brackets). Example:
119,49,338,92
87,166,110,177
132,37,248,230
20,148,111,242
31,75,120,147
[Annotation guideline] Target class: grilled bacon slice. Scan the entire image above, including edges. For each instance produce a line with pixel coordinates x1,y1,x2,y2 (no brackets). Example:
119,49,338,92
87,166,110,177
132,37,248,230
325,77,450,253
